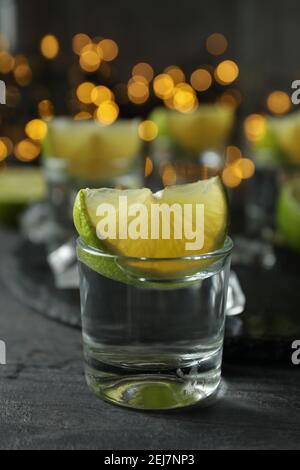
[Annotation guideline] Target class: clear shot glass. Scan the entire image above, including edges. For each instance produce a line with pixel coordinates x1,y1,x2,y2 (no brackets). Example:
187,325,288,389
77,237,234,410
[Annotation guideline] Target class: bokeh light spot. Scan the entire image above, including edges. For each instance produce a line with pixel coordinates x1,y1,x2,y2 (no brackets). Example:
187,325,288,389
96,101,119,125
190,69,212,91
91,86,114,106
76,82,95,104
206,33,228,56
215,60,239,85
72,34,91,55
0,139,8,162
162,164,177,187
222,166,241,188
164,66,185,85
97,39,119,62
226,145,242,164
0,52,15,73
38,100,54,121
40,35,60,60
144,157,154,177
138,120,158,141
267,91,291,115
25,119,48,141
154,74,175,100
128,79,149,104
132,63,154,83
15,140,41,162
244,114,266,142
74,111,92,121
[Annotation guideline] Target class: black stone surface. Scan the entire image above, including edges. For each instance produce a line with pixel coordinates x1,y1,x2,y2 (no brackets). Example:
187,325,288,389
1,226,300,450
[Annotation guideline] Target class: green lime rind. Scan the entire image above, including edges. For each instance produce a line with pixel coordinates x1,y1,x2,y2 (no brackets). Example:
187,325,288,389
73,190,104,250
42,132,55,157
277,179,300,253
77,243,138,286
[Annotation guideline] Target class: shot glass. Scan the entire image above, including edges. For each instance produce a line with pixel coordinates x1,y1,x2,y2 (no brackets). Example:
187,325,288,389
77,237,234,410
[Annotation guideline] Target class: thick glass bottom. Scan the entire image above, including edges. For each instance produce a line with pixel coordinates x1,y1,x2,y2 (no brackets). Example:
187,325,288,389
84,360,222,410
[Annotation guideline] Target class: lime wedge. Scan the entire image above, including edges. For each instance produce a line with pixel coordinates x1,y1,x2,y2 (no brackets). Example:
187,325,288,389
0,168,47,225
277,177,300,252
74,177,228,280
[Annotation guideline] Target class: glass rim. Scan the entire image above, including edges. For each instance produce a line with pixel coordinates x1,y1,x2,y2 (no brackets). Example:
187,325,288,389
77,236,233,263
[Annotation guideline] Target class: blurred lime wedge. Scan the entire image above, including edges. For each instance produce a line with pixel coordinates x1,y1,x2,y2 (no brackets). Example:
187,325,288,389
167,105,234,153
269,113,300,165
43,118,142,181
74,177,228,280
0,168,47,224
277,177,300,253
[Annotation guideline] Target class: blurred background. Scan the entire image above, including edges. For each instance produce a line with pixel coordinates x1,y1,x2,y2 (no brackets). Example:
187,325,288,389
0,0,299,353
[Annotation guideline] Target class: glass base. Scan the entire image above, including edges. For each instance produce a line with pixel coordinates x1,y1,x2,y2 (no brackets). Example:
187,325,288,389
85,363,221,410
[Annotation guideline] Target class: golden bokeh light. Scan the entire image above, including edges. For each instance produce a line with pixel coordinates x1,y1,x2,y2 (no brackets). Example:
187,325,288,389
244,114,266,142
190,69,212,91
153,74,174,100
80,44,101,72
218,88,242,108
76,82,95,104
267,91,291,115
144,157,154,177
0,52,15,74
91,85,114,106
96,101,119,125
173,83,197,113
234,158,255,179
222,166,241,188
0,137,13,155
132,74,148,85
40,35,60,60
128,78,149,104
164,66,185,85
14,63,32,86
97,39,119,62
72,33,91,55
0,139,8,162
132,63,154,83
15,140,41,162
162,164,177,187
215,60,239,85
38,100,54,121
25,119,48,141
138,120,158,141
226,145,242,164
206,33,228,56
74,111,92,121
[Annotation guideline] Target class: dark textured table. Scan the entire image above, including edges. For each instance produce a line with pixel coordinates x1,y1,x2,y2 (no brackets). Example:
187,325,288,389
1,227,300,450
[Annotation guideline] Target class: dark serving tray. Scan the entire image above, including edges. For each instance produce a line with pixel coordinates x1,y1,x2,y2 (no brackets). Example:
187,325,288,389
1,237,300,365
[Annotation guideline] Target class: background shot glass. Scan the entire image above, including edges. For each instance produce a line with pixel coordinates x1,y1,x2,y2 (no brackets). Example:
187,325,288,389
147,105,235,189
77,237,233,410
42,118,143,242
